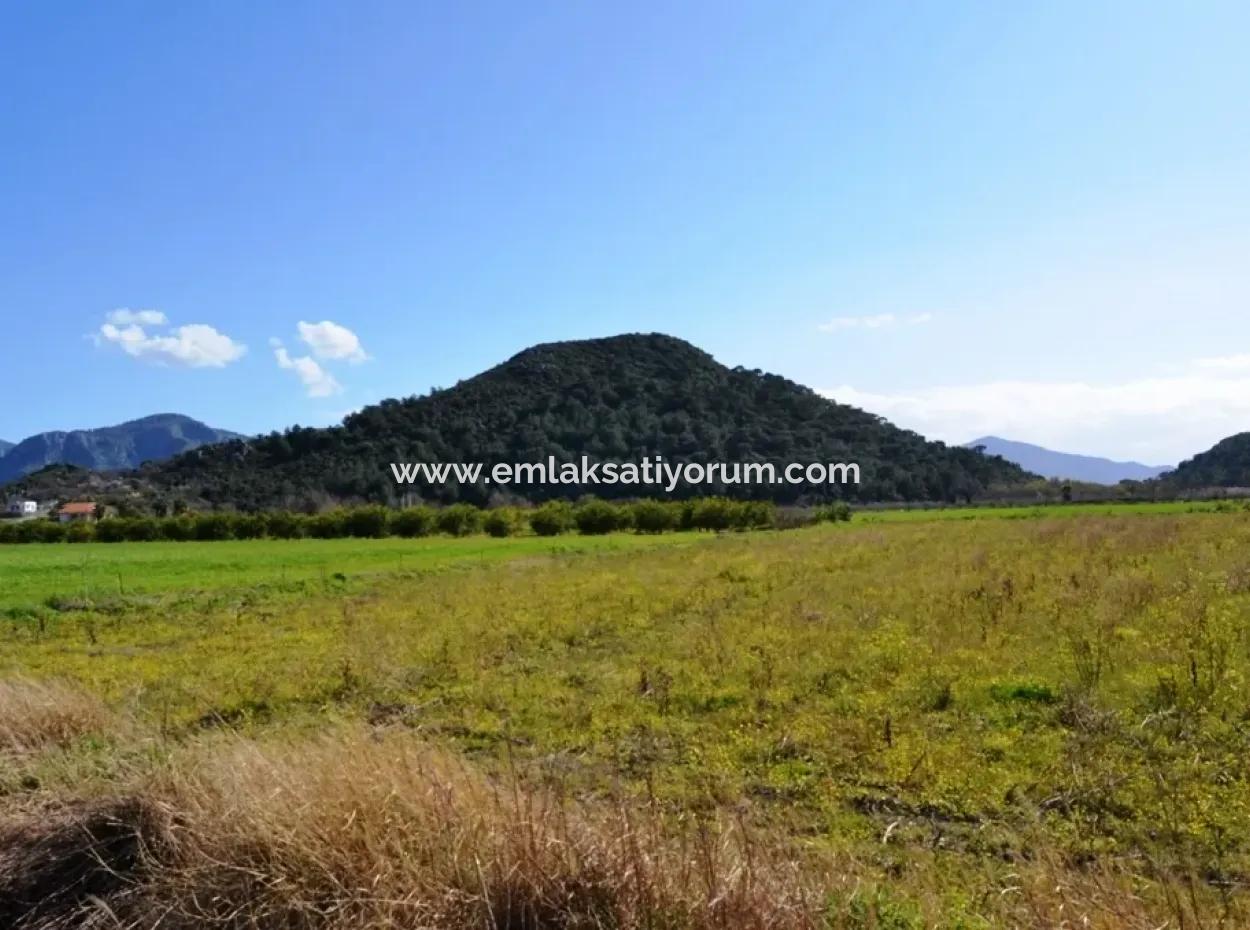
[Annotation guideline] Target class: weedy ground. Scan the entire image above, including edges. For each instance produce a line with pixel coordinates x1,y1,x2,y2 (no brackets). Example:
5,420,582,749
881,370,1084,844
2,512,1250,928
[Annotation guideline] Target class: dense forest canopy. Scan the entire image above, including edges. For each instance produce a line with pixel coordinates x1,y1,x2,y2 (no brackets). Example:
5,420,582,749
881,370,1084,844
1159,432,1250,490
6,334,1035,511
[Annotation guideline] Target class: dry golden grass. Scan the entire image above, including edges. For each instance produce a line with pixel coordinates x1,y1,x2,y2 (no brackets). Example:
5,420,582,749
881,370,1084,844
0,677,118,755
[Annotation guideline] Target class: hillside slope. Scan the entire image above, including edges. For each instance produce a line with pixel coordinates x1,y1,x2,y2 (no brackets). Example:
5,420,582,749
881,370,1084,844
0,414,241,484
965,436,1170,484
125,334,1029,509
1160,433,1250,489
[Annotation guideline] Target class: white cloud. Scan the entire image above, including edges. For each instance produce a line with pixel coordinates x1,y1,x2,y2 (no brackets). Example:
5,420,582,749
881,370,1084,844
821,358,1250,464
106,308,168,326
817,312,932,333
1193,353,1250,373
273,343,342,398
297,320,369,363
97,313,246,368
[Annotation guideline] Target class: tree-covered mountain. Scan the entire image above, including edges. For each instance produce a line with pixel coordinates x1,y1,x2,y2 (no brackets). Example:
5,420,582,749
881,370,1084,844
1159,433,1250,490
965,436,1170,484
105,334,1029,510
0,414,242,484
0,440,12,457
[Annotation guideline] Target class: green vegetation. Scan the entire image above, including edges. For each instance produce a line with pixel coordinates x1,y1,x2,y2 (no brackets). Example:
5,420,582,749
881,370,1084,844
855,497,1249,522
4,510,1250,927
0,496,786,548
0,532,699,612
5,334,1033,510
1163,431,1250,489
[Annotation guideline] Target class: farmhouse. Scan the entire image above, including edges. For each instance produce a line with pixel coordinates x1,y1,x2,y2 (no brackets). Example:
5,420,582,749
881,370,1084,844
57,501,98,522
4,498,38,517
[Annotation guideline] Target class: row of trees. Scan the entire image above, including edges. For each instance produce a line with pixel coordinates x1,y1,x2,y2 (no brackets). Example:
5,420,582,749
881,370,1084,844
0,498,852,545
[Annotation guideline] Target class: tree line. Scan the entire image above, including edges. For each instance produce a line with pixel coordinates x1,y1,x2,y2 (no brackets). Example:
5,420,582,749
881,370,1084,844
0,497,852,545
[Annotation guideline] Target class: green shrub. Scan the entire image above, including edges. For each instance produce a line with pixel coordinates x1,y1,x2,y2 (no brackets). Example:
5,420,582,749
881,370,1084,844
483,507,524,538
573,499,632,535
529,501,575,536
28,520,67,543
814,501,852,523
306,511,348,539
265,511,305,539
737,500,777,529
390,506,435,538
631,499,678,534
65,521,95,543
0,522,17,544
231,513,267,540
344,505,391,538
436,503,481,537
122,517,160,542
689,497,736,531
160,516,196,541
94,519,129,543
194,513,235,541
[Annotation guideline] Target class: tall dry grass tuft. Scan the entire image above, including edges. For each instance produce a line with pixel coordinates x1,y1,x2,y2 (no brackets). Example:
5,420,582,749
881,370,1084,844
0,677,118,755
146,730,826,928
1,727,826,929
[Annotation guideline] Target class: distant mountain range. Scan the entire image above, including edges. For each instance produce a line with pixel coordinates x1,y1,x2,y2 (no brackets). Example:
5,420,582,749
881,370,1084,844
0,414,242,485
964,436,1172,485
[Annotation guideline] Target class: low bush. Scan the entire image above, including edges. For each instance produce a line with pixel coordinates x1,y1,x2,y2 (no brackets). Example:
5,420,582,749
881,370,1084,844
573,499,632,535
93,519,129,543
264,511,305,539
343,505,390,538
631,499,679,534
194,513,235,541
159,517,196,541
813,502,852,523
436,503,481,537
530,501,575,536
483,507,524,538
0,497,796,544
390,506,435,538
231,513,267,540
306,511,348,539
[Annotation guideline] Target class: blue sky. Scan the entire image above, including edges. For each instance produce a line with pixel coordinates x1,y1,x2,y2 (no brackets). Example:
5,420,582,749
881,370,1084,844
2,1,1247,462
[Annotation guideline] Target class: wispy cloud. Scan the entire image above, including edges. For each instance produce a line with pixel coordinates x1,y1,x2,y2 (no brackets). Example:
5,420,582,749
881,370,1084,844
821,355,1250,463
272,339,342,398
817,312,933,333
298,320,369,363
105,308,168,326
97,311,245,368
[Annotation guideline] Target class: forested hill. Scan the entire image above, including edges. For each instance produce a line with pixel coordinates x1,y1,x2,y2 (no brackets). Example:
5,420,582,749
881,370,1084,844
1159,433,1250,489
48,334,1033,510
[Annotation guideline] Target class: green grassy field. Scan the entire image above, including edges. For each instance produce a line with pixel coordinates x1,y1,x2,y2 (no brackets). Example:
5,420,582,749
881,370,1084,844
4,511,1250,928
855,497,1243,522
0,532,701,612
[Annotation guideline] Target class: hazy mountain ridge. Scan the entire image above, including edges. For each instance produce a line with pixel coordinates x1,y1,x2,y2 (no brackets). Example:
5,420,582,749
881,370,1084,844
0,414,243,485
964,436,1171,484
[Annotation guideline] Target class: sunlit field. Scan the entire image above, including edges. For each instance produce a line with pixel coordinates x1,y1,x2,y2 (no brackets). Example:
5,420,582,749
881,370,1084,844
0,532,700,613
4,511,1250,928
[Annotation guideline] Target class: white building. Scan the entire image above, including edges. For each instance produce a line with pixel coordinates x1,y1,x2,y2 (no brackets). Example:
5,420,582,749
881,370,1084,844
5,499,38,517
